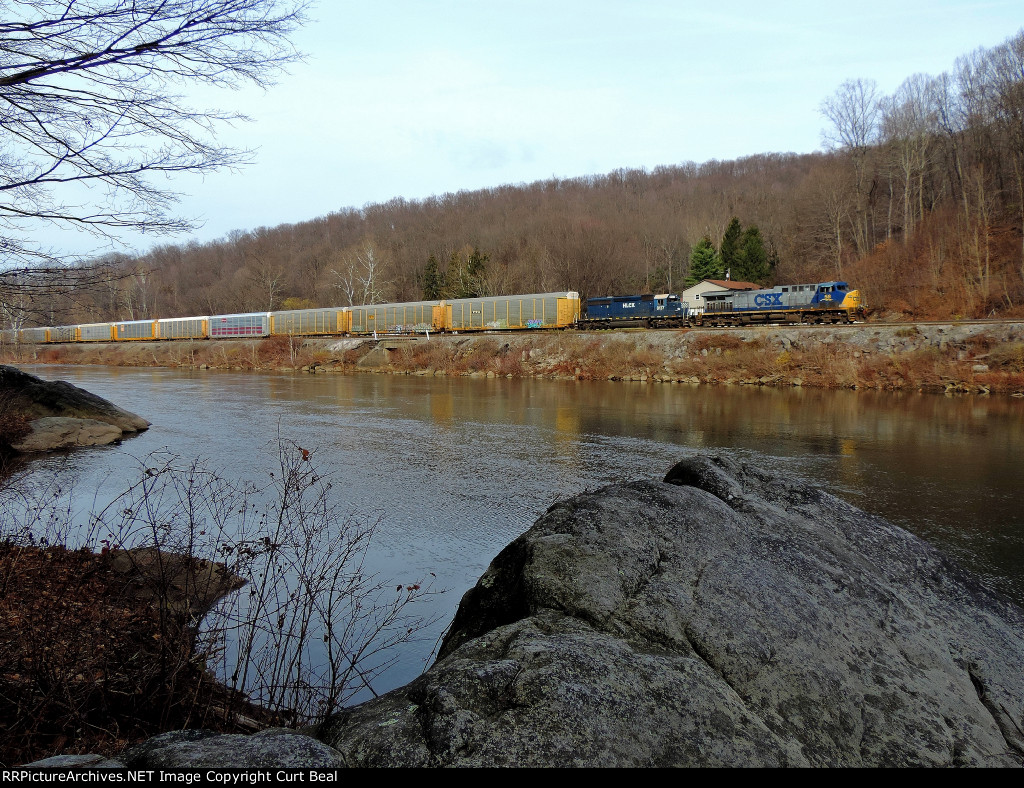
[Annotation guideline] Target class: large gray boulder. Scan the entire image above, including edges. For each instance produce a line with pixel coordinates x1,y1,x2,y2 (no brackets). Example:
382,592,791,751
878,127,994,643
317,454,1024,767
0,364,148,452
11,416,125,452
119,729,346,769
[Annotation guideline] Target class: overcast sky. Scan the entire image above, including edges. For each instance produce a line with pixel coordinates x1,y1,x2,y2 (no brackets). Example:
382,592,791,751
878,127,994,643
65,0,1024,257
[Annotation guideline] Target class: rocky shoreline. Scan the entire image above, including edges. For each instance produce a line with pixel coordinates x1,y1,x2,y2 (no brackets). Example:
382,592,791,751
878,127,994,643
3,321,1023,396
0,364,149,454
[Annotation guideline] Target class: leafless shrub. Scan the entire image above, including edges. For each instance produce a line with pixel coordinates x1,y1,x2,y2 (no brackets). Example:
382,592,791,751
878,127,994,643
93,440,440,723
987,342,1024,372
0,438,440,763
0,392,32,454
685,333,745,354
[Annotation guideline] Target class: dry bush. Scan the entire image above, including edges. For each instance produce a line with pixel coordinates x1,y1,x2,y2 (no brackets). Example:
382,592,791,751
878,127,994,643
405,341,459,373
851,348,950,390
256,335,298,367
773,350,795,372
686,333,745,355
898,348,947,387
732,346,780,380
963,334,997,353
536,337,604,377
987,342,1024,372
0,442,439,765
461,339,500,372
493,354,523,377
671,335,775,381
491,343,526,377
625,343,665,373
584,338,641,379
0,542,269,766
0,392,31,451
209,343,252,369
37,349,64,363
797,344,861,388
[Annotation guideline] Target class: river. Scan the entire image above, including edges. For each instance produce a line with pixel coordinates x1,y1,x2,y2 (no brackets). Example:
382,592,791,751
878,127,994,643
12,365,1024,703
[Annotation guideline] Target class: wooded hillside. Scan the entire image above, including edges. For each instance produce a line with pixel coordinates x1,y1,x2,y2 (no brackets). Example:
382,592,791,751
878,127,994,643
14,29,1024,326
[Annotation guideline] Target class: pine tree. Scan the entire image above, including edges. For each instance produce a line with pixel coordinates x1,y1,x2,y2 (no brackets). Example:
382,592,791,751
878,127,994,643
738,226,771,284
444,250,465,298
685,236,724,286
421,255,443,299
719,218,743,281
466,247,489,297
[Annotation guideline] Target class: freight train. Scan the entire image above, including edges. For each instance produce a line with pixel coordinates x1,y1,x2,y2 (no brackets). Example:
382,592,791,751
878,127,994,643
0,281,864,345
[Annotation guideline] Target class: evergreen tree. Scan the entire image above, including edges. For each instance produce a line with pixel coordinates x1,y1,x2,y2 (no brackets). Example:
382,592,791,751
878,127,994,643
685,236,723,286
719,217,743,280
444,250,464,298
738,226,771,284
421,254,443,299
466,247,489,297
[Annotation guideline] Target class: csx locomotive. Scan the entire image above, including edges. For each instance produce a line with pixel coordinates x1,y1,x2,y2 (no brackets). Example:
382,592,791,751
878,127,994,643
0,281,864,345
694,281,864,327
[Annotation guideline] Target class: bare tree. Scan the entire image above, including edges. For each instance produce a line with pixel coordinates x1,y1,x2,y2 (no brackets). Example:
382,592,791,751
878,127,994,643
821,78,882,254
802,157,856,278
0,0,308,319
0,258,123,326
332,239,392,306
880,74,935,238
989,31,1024,279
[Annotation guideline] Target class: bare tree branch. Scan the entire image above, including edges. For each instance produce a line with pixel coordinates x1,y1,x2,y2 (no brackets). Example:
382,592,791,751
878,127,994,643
0,0,309,281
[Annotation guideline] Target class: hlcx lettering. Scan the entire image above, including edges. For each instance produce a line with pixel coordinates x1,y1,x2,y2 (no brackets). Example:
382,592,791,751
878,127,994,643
754,293,784,307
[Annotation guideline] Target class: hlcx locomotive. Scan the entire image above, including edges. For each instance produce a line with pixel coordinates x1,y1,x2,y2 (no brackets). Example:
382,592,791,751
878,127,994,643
1,281,864,345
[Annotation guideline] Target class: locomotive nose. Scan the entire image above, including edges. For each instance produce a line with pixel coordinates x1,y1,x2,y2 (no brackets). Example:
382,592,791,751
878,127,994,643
842,290,863,309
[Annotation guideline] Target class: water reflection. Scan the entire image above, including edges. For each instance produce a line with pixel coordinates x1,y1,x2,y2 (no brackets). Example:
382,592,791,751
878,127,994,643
13,365,1024,695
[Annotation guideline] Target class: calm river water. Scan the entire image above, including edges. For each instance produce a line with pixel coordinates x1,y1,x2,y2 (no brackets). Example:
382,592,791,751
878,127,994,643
14,365,1024,697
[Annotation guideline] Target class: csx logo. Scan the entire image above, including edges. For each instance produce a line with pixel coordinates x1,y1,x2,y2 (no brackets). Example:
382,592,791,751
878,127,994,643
754,293,784,307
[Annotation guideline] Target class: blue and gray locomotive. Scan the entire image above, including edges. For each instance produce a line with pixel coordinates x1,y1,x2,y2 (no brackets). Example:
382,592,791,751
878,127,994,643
695,281,864,326
576,293,690,329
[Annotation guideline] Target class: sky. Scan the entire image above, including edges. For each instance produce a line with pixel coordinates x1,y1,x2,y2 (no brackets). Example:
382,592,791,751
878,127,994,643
55,0,1024,258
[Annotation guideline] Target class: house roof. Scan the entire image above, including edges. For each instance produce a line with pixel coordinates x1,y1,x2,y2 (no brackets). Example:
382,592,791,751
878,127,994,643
702,279,760,290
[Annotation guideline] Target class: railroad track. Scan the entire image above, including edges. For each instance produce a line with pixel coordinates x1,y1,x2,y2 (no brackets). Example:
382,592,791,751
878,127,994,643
583,317,1024,333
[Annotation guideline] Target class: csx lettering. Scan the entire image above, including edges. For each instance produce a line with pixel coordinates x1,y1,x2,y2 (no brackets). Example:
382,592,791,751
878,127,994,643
754,293,783,307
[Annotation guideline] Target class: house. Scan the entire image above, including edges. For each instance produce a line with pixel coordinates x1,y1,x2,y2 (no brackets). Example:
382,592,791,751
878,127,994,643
681,279,759,314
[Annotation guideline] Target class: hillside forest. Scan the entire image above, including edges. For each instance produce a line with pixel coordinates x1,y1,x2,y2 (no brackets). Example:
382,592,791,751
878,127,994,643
10,29,1024,328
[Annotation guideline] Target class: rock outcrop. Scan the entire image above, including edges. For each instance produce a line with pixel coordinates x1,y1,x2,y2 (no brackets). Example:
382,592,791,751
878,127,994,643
19,454,1024,767
118,730,347,769
23,731,347,770
0,365,149,452
317,454,1024,767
